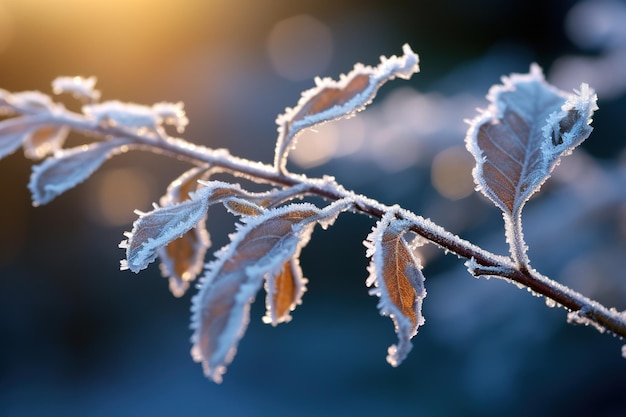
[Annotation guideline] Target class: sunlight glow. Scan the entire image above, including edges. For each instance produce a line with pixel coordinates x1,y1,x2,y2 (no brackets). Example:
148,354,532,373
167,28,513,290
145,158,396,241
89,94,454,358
266,14,334,81
431,146,475,200
86,168,157,227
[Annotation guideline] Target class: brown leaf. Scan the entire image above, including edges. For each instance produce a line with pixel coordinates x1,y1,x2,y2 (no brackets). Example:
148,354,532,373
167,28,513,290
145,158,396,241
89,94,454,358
274,44,419,171
190,204,323,382
158,166,211,297
466,66,597,265
365,214,426,367
263,256,308,326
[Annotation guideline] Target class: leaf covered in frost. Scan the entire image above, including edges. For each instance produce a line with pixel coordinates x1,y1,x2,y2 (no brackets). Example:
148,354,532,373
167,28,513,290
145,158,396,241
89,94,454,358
0,116,65,161
52,76,101,102
122,181,250,273
190,203,329,382
465,64,597,263
364,211,426,367
263,254,308,326
157,165,212,297
28,138,130,206
274,43,419,172
0,117,36,160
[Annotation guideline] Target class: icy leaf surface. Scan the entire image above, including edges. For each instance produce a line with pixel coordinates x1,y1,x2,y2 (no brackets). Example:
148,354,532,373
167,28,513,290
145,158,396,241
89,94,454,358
274,43,419,171
263,254,308,326
0,117,37,160
190,203,328,383
28,138,129,206
52,76,101,102
157,166,212,297
364,211,426,367
83,100,188,133
465,65,597,263
0,116,67,161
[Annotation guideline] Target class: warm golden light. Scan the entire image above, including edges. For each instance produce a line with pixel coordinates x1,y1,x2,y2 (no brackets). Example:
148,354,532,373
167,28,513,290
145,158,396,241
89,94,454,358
431,146,475,200
85,167,157,227
266,14,334,81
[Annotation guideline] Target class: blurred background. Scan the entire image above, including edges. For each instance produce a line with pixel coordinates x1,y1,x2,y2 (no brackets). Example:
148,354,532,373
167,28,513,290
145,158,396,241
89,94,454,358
1,0,626,416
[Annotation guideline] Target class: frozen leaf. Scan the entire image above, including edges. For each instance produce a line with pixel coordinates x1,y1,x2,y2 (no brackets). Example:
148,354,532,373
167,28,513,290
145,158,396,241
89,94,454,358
465,65,597,264
83,100,188,133
0,115,70,161
9,91,56,111
364,211,426,367
28,138,130,206
190,203,329,382
263,254,308,326
52,76,101,102
158,166,212,297
274,43,419,171
122,181,260,273
0,117,36,160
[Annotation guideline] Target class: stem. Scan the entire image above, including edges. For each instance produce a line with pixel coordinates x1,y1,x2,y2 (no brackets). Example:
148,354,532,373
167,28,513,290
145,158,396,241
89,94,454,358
37,111,626,339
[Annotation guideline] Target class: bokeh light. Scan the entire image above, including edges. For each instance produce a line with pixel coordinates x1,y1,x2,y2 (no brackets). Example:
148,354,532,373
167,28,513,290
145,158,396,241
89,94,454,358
431,146,475,200
266,14,333,81
84,167,157,227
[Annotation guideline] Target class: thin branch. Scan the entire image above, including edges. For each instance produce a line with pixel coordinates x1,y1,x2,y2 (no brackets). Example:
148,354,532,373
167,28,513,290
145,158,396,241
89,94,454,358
43,109,626,340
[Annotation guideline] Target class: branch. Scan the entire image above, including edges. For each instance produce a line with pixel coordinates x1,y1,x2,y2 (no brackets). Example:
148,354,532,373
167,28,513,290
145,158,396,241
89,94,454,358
26,107,626,339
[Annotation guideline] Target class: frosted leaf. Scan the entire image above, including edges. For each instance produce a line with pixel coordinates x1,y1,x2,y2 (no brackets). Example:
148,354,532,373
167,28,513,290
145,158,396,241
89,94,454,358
52,76,101,102
263,253,308,326
123,181,259,273
83,100,189,133
364,211,426,367
28,138,129,206
152,102,189,134
0,114,70,161
0,117,37,160
190,203,329,382
9,91,56,111
157,165,212,297
465,65,597,264
274,43,419,172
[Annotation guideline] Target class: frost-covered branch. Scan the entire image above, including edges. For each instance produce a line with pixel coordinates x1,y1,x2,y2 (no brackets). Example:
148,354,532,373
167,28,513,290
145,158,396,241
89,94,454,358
1,44,625,383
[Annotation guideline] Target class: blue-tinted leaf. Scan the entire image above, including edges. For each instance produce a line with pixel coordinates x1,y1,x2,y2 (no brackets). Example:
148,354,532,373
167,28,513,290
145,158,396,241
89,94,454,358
28,138,129,206
158,165,212,297
465,65,597,264
190,203,324,382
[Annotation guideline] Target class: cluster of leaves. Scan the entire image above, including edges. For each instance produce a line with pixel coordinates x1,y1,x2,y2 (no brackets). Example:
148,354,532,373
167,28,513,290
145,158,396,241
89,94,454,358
0,44,622,383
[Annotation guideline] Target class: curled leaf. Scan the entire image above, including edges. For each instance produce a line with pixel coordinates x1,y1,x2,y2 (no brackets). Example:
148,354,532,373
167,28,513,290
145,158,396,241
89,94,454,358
465,65,597,264
364,211,426,367
28,138,130,206
274,43,419,172
190,203,325,382
0,117,36,160
83,100,188,133
158,165,212,297
263,254,308,327
0,116,65,161
52,76,101,102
